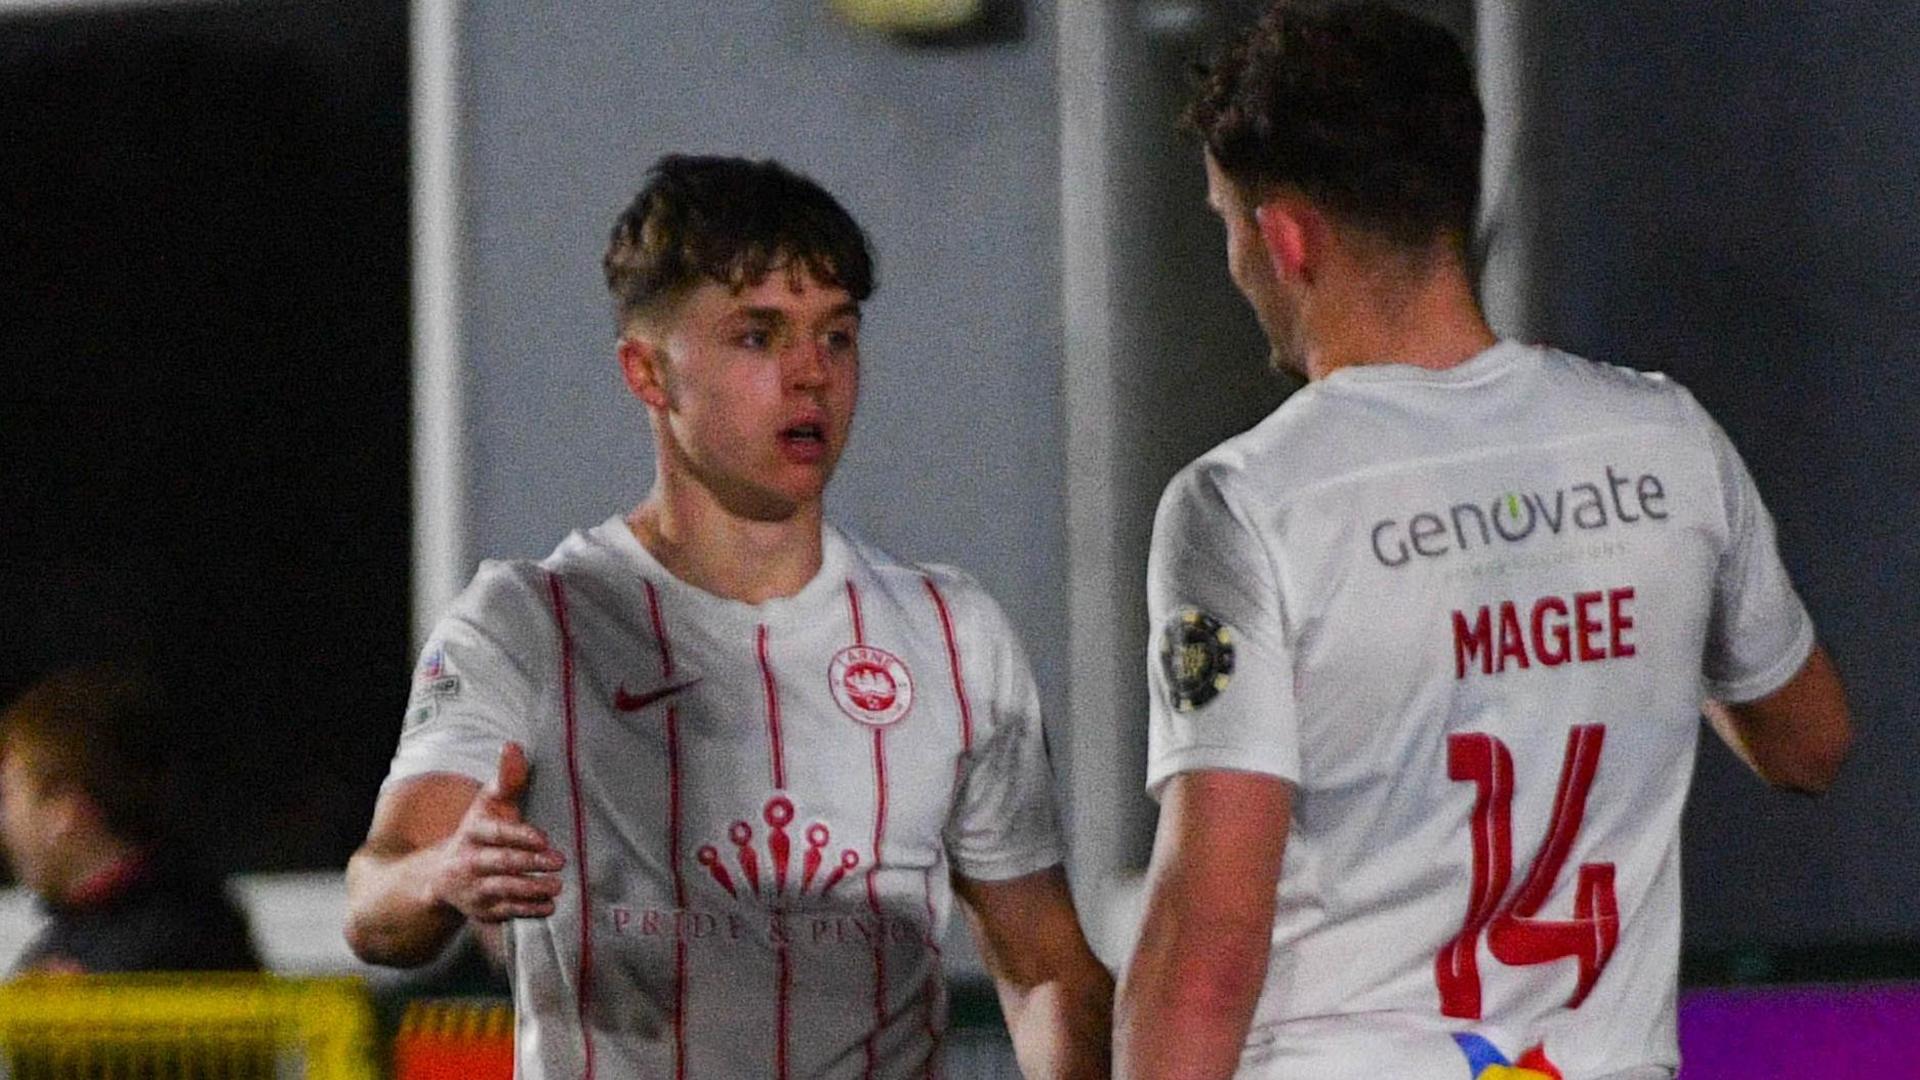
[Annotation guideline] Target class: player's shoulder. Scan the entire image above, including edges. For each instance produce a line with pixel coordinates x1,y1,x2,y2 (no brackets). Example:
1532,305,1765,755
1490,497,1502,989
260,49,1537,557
539,515,638,578
832,524,954,584
1165,369,1385,513
1155,427,1276,535
446,518,632,624
1531,345,1726,457
1536,343,1697,408
833,526,1010,629
451,556,549,619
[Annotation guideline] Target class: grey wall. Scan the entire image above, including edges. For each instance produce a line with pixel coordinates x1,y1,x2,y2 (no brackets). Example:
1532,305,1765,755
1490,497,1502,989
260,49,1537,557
1057,0,1294,955
1496,2,1920,949
456,3,1068,741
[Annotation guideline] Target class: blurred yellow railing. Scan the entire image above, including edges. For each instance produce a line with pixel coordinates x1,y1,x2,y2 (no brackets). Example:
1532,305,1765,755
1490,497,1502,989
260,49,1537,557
0,974,376,1079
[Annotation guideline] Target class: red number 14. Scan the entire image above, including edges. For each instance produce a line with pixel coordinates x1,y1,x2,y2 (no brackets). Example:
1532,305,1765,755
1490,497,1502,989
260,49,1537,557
1435,725,1620,1020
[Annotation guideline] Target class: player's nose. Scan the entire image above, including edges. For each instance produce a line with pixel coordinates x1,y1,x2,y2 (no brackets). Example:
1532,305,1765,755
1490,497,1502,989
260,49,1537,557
785,340,830,388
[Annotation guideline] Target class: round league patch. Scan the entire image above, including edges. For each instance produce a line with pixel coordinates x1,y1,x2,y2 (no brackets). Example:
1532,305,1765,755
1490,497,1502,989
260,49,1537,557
1161,608,1235,713
829,645,915,728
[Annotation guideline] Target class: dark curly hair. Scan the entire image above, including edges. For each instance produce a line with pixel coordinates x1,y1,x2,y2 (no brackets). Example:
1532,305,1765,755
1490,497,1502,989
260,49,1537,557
604,155,876,332
1186,2,1483,252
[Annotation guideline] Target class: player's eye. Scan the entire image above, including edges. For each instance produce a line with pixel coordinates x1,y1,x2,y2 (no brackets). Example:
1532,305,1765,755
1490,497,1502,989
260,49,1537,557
736,328,773,350
823,328,858,354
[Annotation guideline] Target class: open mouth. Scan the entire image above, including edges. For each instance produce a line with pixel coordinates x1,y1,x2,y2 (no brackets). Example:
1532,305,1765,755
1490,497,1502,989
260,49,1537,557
782,422,825,444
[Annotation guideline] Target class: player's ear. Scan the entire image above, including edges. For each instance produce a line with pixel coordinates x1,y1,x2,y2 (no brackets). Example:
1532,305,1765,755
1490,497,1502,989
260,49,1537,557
1254,198,1314,284
618,332,671,410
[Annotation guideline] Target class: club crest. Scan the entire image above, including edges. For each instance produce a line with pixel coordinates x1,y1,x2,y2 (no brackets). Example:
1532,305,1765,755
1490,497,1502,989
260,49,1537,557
405,643,462,730
1161,608,1235,712
828,645,914,728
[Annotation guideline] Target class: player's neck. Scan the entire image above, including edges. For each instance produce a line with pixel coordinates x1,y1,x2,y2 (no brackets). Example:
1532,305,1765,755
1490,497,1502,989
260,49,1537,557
627,488,826,606
1301,254,1495,382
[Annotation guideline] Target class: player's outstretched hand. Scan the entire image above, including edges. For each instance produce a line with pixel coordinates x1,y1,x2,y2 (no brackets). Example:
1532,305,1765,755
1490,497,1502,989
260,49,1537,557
433,741,566,923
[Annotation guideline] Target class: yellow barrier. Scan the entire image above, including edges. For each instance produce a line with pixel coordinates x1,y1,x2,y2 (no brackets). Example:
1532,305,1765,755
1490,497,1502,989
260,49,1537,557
0,974,376,1079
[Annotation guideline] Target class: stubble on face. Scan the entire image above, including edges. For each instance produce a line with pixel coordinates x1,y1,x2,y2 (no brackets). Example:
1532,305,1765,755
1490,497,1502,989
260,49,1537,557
1205,156,1307,378
1262,300,1307,377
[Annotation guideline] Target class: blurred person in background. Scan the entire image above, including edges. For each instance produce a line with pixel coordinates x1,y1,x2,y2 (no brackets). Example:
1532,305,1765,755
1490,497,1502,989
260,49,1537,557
0,666,260,974
1115,3,1852,1079
346,155,1111,1078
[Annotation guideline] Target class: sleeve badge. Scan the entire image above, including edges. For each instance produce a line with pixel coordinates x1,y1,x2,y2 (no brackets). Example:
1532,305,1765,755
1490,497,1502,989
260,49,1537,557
1160,608,1236,712
405,643,462,730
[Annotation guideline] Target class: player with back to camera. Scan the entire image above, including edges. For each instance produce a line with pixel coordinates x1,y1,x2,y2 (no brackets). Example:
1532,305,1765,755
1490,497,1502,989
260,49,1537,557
344,154,1111,1079
1114,4,1853,1079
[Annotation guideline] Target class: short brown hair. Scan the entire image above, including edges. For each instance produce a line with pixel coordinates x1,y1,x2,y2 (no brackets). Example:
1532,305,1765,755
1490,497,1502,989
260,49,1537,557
603,155,876,332
2,667,178,847
1187,1,1483,251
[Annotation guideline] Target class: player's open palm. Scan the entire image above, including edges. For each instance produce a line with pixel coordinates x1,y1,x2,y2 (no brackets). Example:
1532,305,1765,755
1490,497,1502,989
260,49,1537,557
435,741,565,923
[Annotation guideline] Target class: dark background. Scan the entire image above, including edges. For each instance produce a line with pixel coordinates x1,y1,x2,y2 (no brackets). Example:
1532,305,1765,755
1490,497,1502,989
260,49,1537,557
0,1,411,872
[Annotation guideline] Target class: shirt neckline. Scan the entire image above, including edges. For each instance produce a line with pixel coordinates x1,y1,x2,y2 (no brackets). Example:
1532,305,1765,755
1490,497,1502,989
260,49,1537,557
590,514,851,627
1316,339,1531,390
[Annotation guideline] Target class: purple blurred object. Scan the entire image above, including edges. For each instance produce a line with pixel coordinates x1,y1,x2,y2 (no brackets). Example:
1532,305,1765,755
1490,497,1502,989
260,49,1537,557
1678,983,1920,1078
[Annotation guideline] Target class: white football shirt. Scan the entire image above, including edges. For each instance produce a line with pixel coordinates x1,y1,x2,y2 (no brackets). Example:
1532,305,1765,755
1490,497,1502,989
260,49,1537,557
387,518,1063,1079
1145,342,1813,1080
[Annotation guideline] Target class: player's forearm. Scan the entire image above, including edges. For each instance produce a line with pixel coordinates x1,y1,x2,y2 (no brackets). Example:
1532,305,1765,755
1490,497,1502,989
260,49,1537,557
1707,645,1853,794
953,866,1115,1076
1115,908,1268,1079
1711,708,1850,793
998,959,1115,1080
343,842,463,968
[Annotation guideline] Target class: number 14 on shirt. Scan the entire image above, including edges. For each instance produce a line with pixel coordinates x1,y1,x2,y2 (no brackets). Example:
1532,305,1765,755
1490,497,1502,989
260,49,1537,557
1435,725,1620,1020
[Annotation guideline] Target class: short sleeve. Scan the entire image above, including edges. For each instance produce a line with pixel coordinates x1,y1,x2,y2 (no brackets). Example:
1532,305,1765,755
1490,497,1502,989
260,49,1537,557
941,579,1065,883
383,560,549,792
1698,409,1815,702
1145,463,1298,798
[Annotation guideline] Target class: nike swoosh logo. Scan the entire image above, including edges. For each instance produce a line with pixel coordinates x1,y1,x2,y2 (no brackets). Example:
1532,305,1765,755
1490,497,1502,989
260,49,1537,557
613,678,702,712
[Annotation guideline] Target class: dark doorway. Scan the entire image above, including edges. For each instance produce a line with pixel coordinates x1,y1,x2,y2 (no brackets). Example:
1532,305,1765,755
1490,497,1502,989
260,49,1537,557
0,1,411,871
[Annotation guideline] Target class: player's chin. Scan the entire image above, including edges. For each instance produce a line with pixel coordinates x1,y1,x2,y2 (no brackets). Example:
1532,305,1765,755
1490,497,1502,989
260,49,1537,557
775,472,834,512
775,449,842,495
723,475,831,522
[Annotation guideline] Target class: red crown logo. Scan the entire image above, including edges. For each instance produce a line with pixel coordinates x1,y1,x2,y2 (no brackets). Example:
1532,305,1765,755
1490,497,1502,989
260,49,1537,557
697,795,860,902
842,662,898,710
